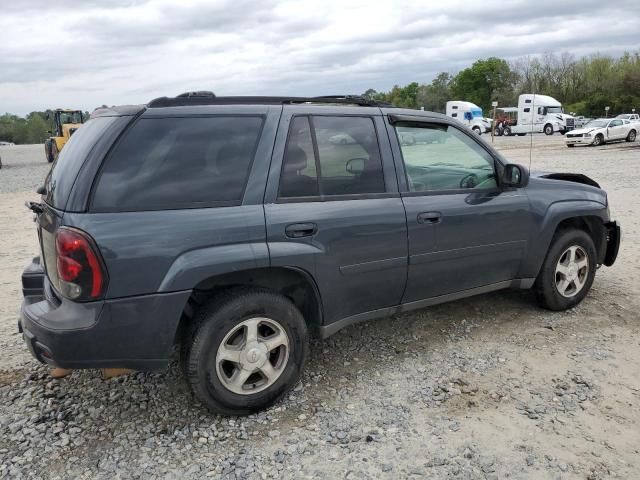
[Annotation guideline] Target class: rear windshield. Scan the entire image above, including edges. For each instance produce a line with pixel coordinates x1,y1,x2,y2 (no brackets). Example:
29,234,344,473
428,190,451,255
44,117,117,209
91,116,264,212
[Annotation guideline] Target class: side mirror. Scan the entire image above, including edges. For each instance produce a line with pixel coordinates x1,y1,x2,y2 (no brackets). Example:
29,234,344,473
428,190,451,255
346,158,365,175
502,163,529,188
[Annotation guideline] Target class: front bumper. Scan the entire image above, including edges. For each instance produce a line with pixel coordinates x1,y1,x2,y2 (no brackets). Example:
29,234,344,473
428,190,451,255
19,257,191,370
565,136,593,146
604,221,621,266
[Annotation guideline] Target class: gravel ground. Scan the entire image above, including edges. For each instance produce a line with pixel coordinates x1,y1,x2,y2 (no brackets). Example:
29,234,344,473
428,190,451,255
0,136,639,479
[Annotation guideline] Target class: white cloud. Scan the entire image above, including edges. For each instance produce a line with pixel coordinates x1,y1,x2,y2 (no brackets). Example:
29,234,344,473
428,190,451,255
0,0,638,114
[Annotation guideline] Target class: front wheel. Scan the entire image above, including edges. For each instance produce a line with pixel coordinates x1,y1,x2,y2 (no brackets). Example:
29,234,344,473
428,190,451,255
592,134,604,146
626,130,637,142
182,289,308,415
544,124,554,135
535,229,597,311
472,126,481,136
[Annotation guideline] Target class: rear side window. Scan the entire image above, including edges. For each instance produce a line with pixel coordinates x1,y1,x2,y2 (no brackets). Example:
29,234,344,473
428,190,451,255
279,115,385,198
44,117,118,209
92,116,263,211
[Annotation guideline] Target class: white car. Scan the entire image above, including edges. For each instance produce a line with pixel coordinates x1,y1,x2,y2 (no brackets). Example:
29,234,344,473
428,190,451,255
565,118,637,147
616,113,640,123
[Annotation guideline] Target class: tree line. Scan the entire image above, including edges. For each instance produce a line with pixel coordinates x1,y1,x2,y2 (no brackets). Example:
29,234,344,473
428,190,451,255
364,51,640,117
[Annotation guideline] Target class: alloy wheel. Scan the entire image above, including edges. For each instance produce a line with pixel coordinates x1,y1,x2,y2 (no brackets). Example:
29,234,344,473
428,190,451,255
215,317,290,395
554,245,589,298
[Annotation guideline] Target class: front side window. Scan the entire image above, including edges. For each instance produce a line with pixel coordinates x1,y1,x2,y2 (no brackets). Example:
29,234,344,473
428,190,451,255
92,116,263,211
279,116,385,198
394,124,498,192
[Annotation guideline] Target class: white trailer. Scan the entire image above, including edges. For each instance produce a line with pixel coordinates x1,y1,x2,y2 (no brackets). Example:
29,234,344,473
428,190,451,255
509,94,576,135
445,101,492,135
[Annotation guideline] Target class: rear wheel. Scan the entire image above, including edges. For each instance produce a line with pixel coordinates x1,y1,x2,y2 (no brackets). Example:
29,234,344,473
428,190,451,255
535,229,597,311
626,130,636,142
503,126,512,136
544,124,554,135
182,289,308,415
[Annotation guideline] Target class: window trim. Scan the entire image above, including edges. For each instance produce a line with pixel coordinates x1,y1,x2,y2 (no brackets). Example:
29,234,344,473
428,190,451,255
88,114,265,213
276,113,387,202
391,120,502,196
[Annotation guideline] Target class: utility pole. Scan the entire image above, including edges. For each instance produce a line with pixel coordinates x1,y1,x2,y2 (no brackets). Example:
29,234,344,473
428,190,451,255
605,106,610,118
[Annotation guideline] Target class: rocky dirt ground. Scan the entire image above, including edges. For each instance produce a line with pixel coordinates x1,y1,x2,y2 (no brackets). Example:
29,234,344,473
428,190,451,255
0,136,638,479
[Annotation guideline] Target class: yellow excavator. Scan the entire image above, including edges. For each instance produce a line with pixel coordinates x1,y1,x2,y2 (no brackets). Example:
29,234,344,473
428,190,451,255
44,109,85,163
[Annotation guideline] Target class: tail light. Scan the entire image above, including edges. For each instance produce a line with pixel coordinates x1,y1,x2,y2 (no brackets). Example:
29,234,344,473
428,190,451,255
53,227,107,301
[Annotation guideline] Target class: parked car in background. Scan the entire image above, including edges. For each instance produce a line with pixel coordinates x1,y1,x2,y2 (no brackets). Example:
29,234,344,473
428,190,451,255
20,93,620,415
565,118,637,147
616,113,640,123
0,141,15,146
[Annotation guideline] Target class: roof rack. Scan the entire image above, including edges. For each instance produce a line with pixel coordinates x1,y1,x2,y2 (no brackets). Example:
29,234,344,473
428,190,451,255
147,94,388,108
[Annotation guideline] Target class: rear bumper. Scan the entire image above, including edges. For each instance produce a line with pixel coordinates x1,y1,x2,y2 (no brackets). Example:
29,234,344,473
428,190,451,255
19,258,191,370
604,221,621,267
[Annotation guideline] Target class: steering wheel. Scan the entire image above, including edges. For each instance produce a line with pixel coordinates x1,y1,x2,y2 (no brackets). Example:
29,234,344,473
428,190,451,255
459,173,478,189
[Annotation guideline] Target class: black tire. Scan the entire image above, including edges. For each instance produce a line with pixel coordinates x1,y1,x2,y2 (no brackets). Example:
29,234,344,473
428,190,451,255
472,126,481,136
503,126,512,136
592,134,604,147
535,229,597,311
567,144,575,148
50,141,59,163
44,139,54,163
544,124,554,135
182,288,308,415
626,130,636,142
493,127,502,136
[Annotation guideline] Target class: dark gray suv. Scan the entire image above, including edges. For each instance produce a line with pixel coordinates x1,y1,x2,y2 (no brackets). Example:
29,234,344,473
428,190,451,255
20,93,620,414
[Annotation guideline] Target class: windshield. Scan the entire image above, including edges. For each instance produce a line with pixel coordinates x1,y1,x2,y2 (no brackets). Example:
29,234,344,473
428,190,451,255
585,120,608,128
546,106,563,114
57,111,83,124
471,108,483,118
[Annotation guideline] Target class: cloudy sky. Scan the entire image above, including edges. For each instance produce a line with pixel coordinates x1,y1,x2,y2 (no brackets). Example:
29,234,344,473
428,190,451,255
1,0,639,115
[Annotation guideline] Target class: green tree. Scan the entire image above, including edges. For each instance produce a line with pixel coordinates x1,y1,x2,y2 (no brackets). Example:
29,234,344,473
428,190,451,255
450,57,517,111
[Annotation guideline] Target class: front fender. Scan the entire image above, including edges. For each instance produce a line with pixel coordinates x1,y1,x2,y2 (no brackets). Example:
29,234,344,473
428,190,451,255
522,200,608,278
158,242,269,292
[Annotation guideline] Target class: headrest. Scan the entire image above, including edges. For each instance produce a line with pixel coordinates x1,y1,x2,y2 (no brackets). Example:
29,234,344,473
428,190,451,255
284,145,308,172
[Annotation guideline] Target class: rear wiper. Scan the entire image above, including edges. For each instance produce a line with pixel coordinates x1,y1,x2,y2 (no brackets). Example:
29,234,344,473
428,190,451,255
25,201,44,214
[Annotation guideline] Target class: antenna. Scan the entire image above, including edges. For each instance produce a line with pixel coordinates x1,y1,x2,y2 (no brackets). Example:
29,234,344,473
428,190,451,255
529,89,535,171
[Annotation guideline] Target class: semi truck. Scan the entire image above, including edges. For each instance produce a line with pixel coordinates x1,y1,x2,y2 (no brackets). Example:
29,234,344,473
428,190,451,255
506,94,575,136
445,101,492,135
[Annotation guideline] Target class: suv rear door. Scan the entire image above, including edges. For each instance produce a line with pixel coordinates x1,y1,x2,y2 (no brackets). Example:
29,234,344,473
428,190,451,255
264,106,407,327
385,113,531,303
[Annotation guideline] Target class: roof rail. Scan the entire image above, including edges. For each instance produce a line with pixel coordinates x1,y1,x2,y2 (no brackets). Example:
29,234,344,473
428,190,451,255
147,94,388,108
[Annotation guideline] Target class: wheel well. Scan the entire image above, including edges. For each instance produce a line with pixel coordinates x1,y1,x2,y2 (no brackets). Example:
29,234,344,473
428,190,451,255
554,216,607,262
175,267,323,343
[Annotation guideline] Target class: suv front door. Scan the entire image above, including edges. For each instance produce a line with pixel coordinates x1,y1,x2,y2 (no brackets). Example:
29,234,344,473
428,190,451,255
264,107,408,327
386,115,532,304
